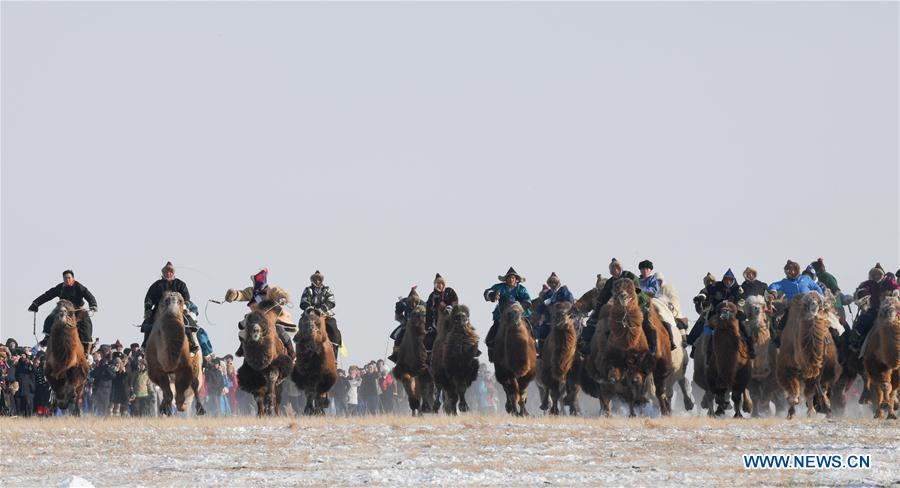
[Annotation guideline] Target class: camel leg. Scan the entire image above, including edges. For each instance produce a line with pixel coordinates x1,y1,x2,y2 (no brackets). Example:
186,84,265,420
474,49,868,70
678,376,695,412
779,369,801,420
400,374,420,416
654,374,671,416
887,372,900,420
549,382,561,416
304,390,316,415
458,383,470,413
173,369,194,413
732,389,744,419
152,372,174,416
255,392,265,417
538,382,550,412
518,379,530,416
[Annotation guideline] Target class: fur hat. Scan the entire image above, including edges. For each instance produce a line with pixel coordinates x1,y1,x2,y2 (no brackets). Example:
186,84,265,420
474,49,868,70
546,272,560,285
408,286,419,298
743,267,757,280
310,270,324,283
434,273,445,284
784,260,800,273
498,267,525,283
703,272,716,287
869,264,885,282
161,261,175,275
638,260,653,270
609,258,621,270
811,258,826,274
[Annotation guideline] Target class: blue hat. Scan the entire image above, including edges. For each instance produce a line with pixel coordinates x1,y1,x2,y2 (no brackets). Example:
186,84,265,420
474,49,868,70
723,268,735,280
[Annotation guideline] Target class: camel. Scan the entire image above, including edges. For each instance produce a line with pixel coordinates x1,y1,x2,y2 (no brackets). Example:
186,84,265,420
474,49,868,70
705,302,753,418
237,297,294,416
43,300,89,415
536,302,578,415
145,291,205,416
744,295,784,417
602,279,674,416
392,305,436,415
862,290,900,419
832,294,874,414
493,302,537,416
651,296,694,413
291,308,338,415
776,292,839,419
432,305,480,415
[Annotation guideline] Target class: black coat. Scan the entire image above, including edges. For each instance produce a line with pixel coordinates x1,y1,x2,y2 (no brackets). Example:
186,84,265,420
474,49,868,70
425,287,459,328
32,282,97,310
144,278,191,312
709,281,744,310
595,271,639,311
15,361,35,397
741,279,769,300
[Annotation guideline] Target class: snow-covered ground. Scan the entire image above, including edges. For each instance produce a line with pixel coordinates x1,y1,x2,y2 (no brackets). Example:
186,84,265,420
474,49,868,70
1,416,897,486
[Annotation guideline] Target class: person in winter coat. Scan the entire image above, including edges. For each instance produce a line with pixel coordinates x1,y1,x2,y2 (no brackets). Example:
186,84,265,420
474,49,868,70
203,359,226,416
14,351,35,417
425,273,460,330
225,268,295,358
768,260,825,344
706,269,756,359
810,258,847,321
130,359,153,417
388,287,424,363
90,357,115,416
29,270,98,351
333,369,351,416
299,270,342,359
346,367,361,415
32,354,53,416
483,267,532,363
637,260,661,297
849,264,899,349
141,262,199,354
378,363,396,414
359,362,380,415
110,357,131,416
740,267,769,300
534,272,574,357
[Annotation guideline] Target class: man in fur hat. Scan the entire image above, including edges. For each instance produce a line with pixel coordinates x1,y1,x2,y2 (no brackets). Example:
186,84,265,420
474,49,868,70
141,262,199,353
707,269,756,358
767,260,824,346
299,270,342,359
29,269,98,352
637,260,661,298
810,258,847,322
225,267,296,358
637,260,676,351
740,267,768,300
424,273,460,351
686,272,717,355
483,267,532,363
534,272,574,358
388,286,423,363
848,263,898,350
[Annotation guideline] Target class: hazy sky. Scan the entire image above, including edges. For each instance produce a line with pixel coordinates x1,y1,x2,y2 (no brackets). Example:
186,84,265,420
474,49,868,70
2,2,898,366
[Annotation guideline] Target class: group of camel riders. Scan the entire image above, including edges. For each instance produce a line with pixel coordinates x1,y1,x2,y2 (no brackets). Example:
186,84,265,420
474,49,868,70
28,262,344,360
26,258,899,365
386,258,900,365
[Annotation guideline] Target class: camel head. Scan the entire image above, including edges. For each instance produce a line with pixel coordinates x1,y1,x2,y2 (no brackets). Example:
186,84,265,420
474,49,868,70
799,292,824,320
449,305,471,331
298,308,326,342
712,301,740,333
407,305,427,333
878,290,899,323
613,278,637,307
244,310,270,344
159,291,184,319
550,301,574,330
502,302,525,326
53,300,78,329
744,295,766,321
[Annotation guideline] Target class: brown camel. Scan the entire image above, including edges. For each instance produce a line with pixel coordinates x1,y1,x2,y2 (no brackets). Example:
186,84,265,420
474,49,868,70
537,302,578,415
392,305,435,415
43,300,89,415
705,302,753,418
145,291,205,416
862,291,900,419
291,308,338,415
582,303,619,416
603,279,674,416
493,302,537,416
432,305,480,415
776,292,839,419
744,295,784,417
237,298,294,416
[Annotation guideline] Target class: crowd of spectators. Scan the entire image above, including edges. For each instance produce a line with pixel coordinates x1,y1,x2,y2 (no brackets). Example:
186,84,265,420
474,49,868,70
1,336,502,417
